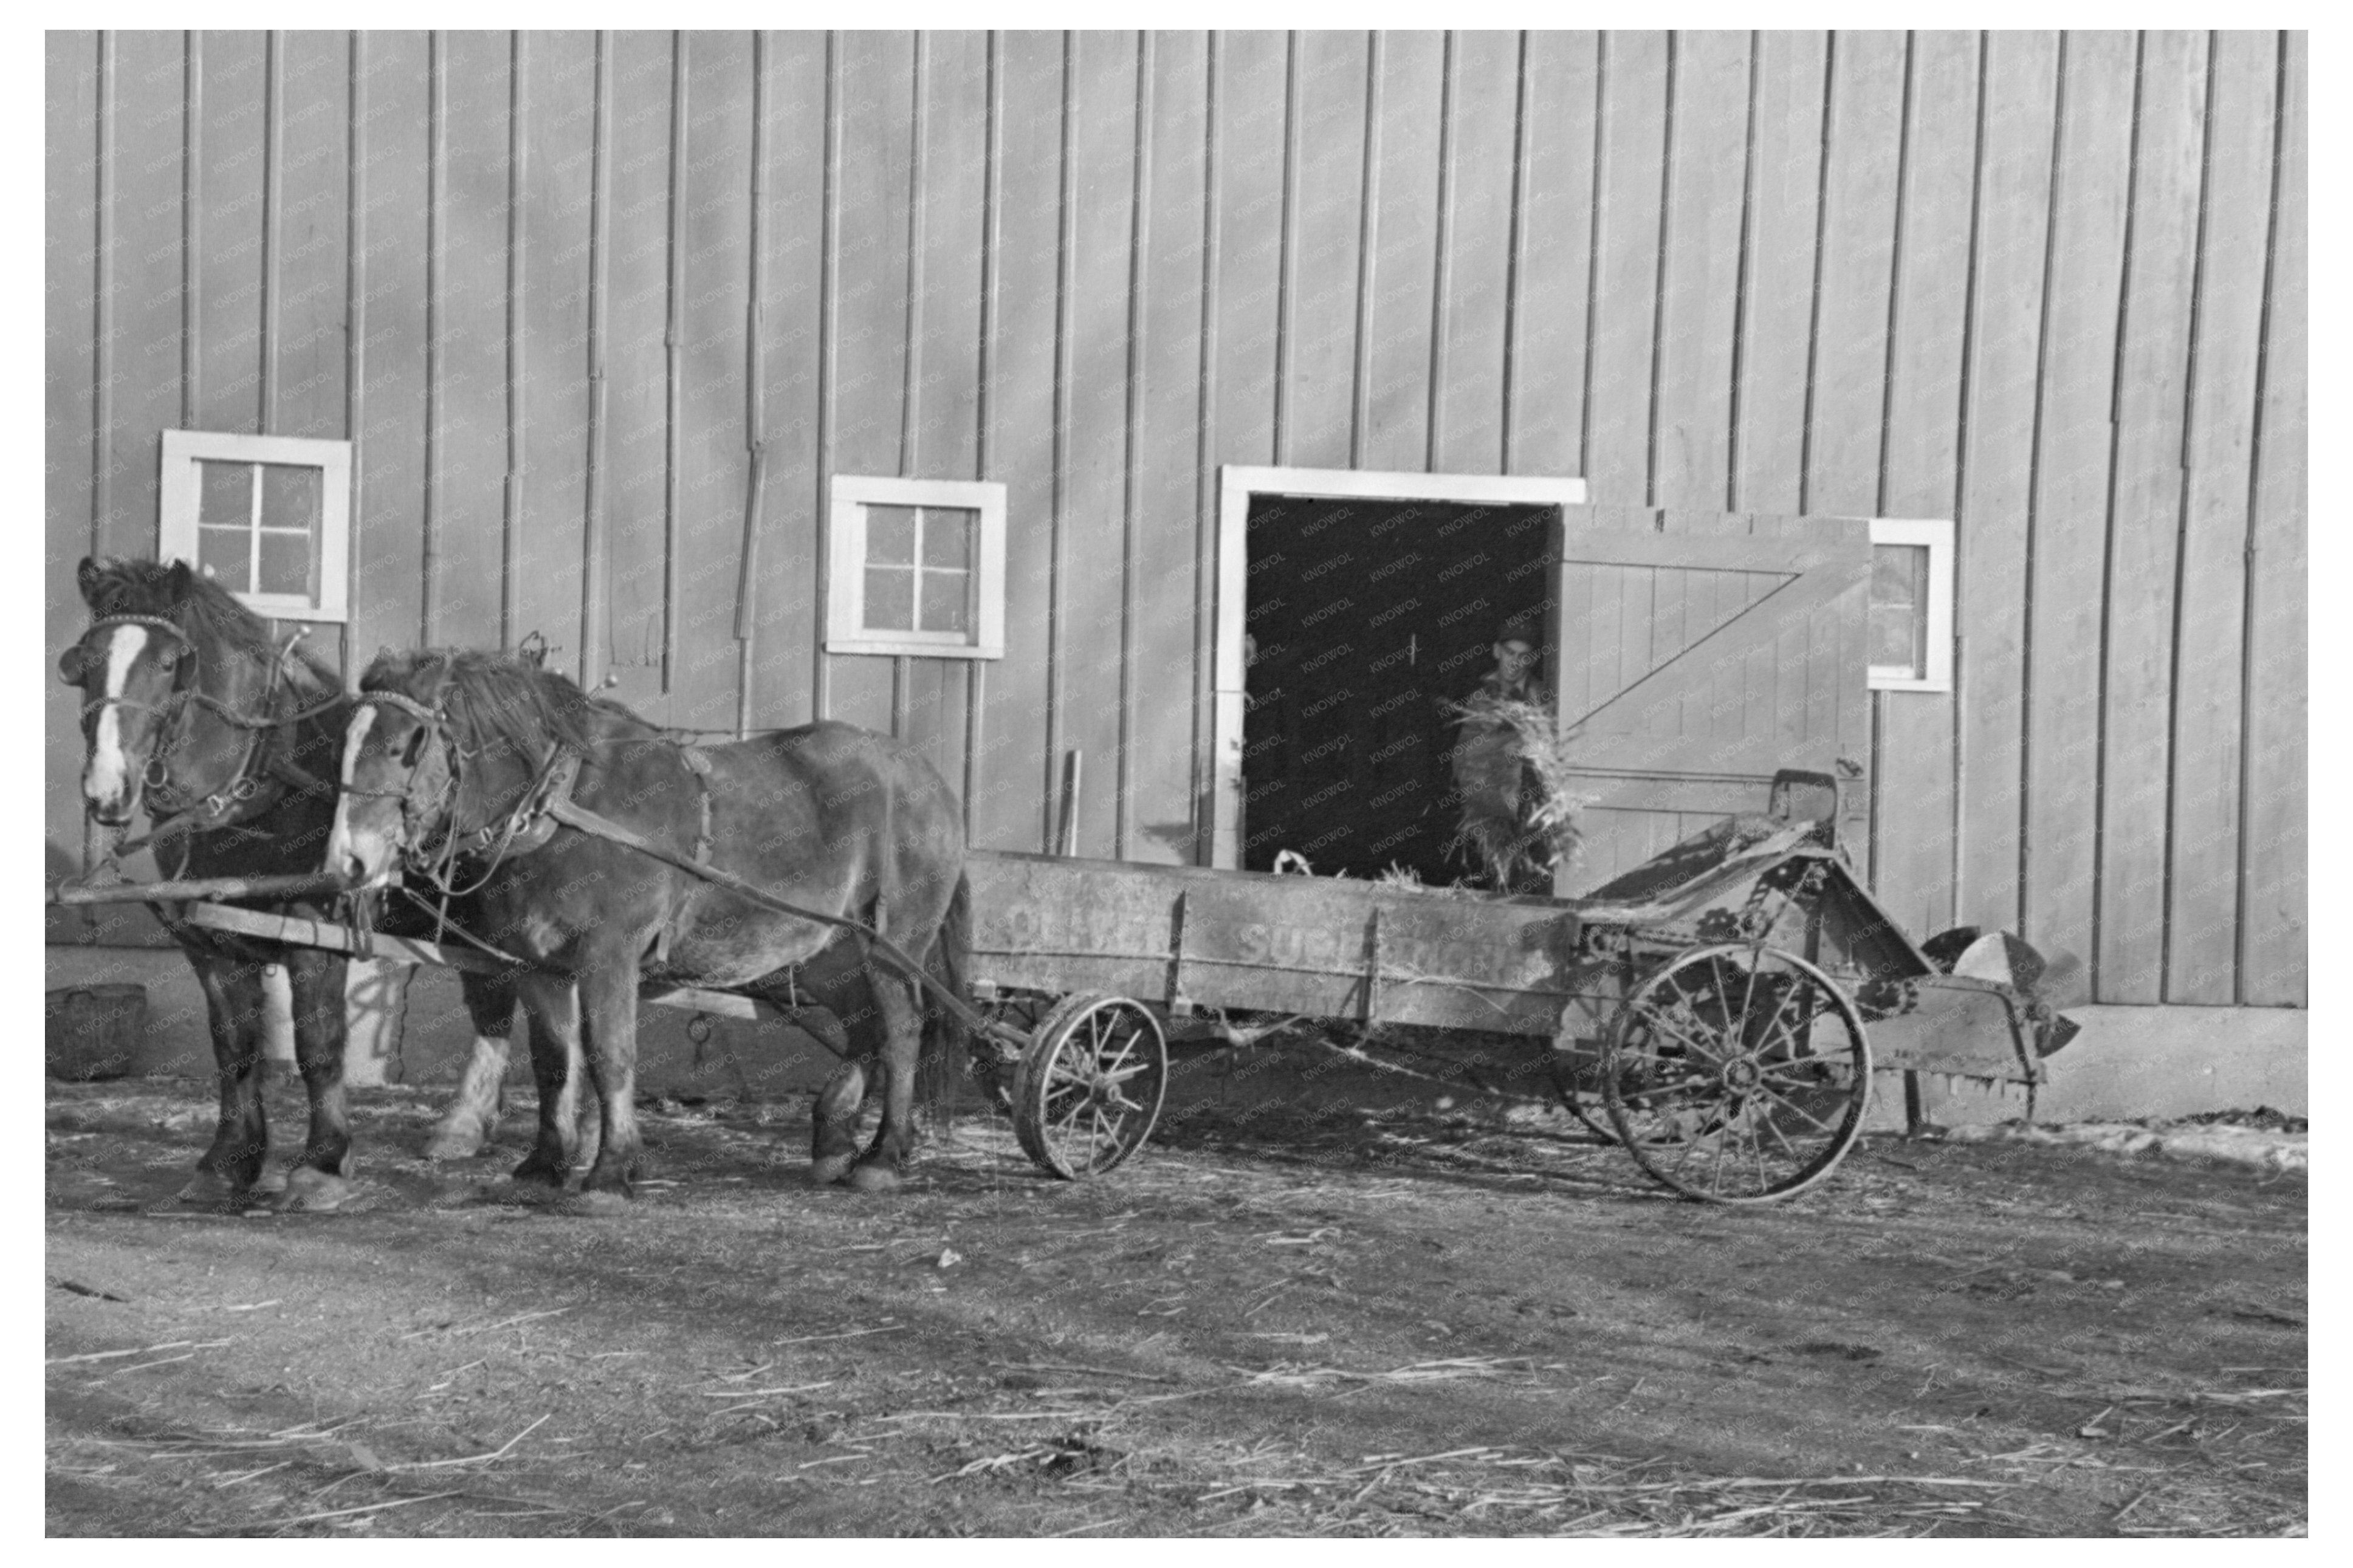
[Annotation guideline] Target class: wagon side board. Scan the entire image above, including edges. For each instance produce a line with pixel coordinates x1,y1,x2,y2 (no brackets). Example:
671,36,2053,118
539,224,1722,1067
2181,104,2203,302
966,851,1587,1037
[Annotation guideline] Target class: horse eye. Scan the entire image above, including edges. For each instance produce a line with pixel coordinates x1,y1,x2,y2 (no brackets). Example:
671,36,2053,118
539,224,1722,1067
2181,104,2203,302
400,728,428,767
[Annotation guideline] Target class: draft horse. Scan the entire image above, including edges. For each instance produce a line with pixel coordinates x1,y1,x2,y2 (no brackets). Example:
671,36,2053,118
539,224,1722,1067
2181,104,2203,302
326,649,972,1199
57,559,523,1209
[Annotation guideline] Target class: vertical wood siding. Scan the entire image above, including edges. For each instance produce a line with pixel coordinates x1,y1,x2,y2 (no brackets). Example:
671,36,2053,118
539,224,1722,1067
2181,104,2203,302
43,28,2304,1008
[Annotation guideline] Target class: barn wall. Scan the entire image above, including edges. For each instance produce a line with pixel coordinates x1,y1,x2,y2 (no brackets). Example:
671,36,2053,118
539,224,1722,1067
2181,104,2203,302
44,29,2305,1010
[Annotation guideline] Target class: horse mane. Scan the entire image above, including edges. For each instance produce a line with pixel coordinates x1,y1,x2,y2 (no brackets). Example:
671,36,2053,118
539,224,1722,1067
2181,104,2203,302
80,556,342,699
360,647,628,772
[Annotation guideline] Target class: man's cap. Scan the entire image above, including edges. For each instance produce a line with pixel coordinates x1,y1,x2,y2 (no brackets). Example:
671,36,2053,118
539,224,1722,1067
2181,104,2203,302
1496,615,1541,650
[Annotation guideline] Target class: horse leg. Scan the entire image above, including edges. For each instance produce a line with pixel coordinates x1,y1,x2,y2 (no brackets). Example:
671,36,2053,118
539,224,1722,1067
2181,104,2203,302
848,974,925,1193
424,970,520,1161
511,974,595,1186
809,1059,868,1187
574,957,644,1201
276,951,356,1213
179,954,270,1207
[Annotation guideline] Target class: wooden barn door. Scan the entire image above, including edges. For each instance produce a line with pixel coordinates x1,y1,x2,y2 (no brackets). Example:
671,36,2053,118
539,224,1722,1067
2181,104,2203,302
1550,505,1872,896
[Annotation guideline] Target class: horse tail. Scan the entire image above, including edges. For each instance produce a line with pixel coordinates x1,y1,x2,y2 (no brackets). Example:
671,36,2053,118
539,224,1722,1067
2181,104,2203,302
916,869,972,1128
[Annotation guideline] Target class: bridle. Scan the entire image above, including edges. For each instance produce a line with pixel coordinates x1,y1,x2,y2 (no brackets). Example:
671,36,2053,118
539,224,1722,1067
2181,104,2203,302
73,612,343,834
343,687,579,898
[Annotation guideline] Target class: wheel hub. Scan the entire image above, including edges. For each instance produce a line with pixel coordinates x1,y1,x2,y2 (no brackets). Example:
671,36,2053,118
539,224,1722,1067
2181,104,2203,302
1719,1054,1762,1093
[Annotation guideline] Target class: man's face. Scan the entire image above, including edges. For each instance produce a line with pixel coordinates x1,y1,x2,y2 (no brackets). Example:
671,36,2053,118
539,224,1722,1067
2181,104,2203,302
1494,639,1536,685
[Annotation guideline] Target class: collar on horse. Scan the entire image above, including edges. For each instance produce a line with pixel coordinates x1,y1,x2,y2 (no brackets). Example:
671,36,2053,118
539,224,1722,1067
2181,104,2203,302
80,612,342,859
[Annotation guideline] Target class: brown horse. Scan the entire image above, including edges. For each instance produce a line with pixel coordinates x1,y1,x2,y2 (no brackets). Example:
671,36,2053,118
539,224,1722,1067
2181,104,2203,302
324,649,972,1200
57,559,524,1209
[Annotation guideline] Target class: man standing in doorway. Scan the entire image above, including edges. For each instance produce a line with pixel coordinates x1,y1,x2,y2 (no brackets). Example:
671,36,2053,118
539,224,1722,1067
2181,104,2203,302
1449,616,1555,892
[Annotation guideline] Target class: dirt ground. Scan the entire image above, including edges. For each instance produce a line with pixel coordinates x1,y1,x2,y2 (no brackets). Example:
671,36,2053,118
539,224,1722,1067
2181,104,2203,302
47,1063,2306,1538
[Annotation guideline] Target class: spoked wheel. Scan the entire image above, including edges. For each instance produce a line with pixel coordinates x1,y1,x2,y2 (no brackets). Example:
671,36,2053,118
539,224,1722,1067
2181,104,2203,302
1010,994,1169,1180
1601,943,1871,1204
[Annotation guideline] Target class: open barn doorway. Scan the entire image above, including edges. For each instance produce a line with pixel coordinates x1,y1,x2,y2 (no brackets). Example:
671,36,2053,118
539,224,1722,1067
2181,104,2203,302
1235,488,1560,884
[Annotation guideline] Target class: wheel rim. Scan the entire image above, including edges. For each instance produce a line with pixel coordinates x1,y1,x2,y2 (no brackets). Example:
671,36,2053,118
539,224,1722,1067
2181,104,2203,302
1013,996,1167,1180
1602,943,1870,1204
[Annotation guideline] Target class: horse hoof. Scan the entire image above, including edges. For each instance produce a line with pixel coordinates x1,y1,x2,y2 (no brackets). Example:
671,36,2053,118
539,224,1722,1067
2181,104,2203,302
176,1171,247,1210
275,1167,352,1213
846,1162,903,1194
510,1155,569,1188
809,1155,856,1188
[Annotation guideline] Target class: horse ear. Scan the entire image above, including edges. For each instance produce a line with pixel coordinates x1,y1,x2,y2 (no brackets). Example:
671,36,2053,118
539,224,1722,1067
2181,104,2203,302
165,559,194,601
76,556,101,608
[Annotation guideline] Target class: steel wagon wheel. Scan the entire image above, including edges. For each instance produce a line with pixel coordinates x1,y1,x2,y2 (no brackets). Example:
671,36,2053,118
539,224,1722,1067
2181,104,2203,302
1010,994,1168,1179
1601,943,1871,1204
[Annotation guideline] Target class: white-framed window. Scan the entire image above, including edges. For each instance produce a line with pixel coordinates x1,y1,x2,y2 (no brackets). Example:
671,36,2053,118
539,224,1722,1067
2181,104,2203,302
824,476,1006,660
158,430,352,623
1867,517,1954,693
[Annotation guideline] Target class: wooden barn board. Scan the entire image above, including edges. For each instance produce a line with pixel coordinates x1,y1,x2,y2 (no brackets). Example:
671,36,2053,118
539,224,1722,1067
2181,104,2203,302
1283,29,1368,474
751,30,827,733
2021,30,2134,967
351,32,431,660
512,29,596,676
1649,30,1749,513
92,33,185,563
46,34,98,883
1582,30,1668,507
1431,29,1518,478
2241,30,2305,1007
1803,29,1904,518
1059,32,1142,859
1502,30,1597,481
194,30,266,436
1870,30,1980,937
1730,30,1826,515
2095,32,2208,1001
673,32,757,736
971,31,1066,853
1952,31,2059,938
430,30,512,651
2165,31,2275,1004
276,32,353,445
1129,30,1215,865
1360,31,1442,474
597,33,682,720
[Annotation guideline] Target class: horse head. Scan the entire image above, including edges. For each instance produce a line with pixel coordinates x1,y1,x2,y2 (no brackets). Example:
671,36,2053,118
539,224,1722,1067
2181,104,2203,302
330,648,596,888
63,556,292,827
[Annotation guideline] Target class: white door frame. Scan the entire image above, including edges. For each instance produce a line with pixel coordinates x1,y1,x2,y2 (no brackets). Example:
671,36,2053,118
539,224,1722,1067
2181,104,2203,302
1210,465,1590,869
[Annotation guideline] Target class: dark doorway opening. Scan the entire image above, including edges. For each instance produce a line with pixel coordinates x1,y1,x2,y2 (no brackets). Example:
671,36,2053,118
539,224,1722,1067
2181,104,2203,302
1242,495,1554,882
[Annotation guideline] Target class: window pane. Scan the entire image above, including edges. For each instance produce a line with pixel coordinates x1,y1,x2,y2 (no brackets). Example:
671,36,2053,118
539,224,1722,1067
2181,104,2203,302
199,461,252,526
867,506,918,566
1870,604,1922,673
1872,543,1925,609
198,526,250,592
919,567,970,634
258,464,321,534
919,508,974,570
1869,544,1929,674
257,530,314,598
864,566,915,631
